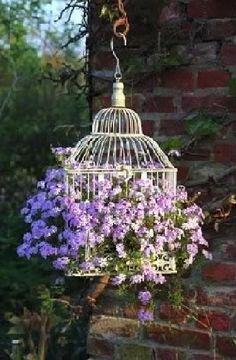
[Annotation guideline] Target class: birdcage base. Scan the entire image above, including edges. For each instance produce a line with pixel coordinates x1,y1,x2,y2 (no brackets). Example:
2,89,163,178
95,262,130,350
65,252,177,278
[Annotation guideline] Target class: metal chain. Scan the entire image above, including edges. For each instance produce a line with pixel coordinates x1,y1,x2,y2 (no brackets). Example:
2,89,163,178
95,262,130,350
113,0,130,38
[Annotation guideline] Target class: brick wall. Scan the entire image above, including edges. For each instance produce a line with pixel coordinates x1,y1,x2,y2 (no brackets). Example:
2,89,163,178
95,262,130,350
88,0,236,358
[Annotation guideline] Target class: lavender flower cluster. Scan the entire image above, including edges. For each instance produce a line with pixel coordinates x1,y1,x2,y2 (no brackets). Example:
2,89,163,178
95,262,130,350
18,165,210,322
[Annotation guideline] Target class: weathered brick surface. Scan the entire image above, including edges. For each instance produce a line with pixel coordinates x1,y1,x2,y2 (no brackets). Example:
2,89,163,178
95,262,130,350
92,96,111,113
188,0,236,19
116,344,152,360
205,20,236,40
141,120,154,136
92,52,114,71
223,243,236,260
89,316,140,340
154,348,184,360
145,324,211,350
216,336,236,357
159,304,189,324
87,338,115,358
192,355,220,360
202,262,236,283
88,1,236,358
160,69,194,91
191,42,217,64
197,311,231,331
197,288,236,307
214,144,236,162
159,119,185,136
177,165,189,182
197,70,230,88
221,44,236,65
145,96,176,113
182,95,236,113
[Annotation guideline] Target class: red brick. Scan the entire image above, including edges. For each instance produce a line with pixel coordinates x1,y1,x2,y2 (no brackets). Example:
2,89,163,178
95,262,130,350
197,70,231,88
92,52,114,70
126,94,145,112
226,97,236,112
197,311,231,331
214,144,236,162
89,316,139,340
159,0,181,24
205,20,236,40
221,44,236,66
182,95,236,113
154,348,179,360
192,355,220,360
188,0,236,18
92,96,111,113
202,262,236,283
136,74,158,92
159,304,188,324
192,42,217,64
161,69,194,91
142,120,154,136
145,324,210,350
216,336,236,357
223,243,236,260
159,119,185,136
177,166,189,182
182,148,210,161
87,338,114,357
145,96,176,113
197,289,236,307
123,304,139,319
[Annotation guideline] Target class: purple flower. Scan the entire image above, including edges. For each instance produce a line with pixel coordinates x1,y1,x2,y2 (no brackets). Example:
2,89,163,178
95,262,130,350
138,308,154,322
93,257,108,268
18,161,208,325
80,261,95,271
138,291,152,305
202,249,212,260
182,217,199,230
130,274,144,284
17,243,38,259
144,244,156,257
23,233,32,242
154,274,166,284
39,242,57,258
53,257,70,270
116,243,126,258
111,274,126,285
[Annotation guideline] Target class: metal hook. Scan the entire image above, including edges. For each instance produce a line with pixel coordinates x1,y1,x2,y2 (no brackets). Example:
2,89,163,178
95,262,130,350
110,34,127,81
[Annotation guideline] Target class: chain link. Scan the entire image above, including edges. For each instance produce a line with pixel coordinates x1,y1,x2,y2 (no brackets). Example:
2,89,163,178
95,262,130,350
113,0,130,38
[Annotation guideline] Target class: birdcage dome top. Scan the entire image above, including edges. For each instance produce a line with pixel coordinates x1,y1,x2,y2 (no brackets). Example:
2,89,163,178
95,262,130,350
67,81,175,171
92,107,143,135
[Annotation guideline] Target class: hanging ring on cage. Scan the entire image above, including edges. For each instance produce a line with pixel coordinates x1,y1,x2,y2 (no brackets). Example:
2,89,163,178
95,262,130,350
110,34,127,81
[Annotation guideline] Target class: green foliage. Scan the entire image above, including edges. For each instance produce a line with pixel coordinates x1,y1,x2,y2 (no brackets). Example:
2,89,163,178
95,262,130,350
0,1,89,358
158,50,184,68
100,4,117,22
161,112,223,152
185,112,223,138
228,78,236,97
160,137,184,152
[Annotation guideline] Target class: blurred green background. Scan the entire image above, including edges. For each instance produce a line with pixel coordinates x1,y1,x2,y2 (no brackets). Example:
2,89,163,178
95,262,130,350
0,1,90,359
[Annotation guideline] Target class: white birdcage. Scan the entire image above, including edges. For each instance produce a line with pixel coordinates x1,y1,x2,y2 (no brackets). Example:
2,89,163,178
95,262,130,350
65,37,177,276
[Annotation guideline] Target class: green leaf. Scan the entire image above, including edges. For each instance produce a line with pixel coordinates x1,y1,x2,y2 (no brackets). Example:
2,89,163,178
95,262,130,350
161,137,184,151
228,78,236,97
185,112,223,137
99,5,115,22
